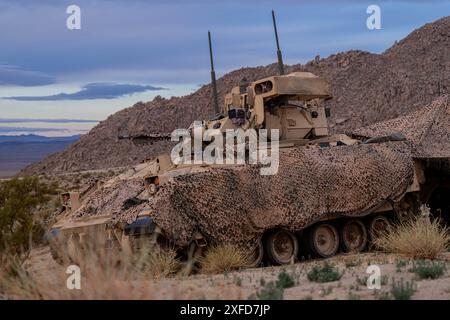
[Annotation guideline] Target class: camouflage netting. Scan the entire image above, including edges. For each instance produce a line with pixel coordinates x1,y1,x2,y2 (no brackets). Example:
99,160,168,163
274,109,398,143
350,95,450,159
62,96,450,249
73,178,146,219
138,142,414,248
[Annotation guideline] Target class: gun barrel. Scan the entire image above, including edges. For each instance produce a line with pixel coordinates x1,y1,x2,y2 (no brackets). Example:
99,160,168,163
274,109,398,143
272,10,285,76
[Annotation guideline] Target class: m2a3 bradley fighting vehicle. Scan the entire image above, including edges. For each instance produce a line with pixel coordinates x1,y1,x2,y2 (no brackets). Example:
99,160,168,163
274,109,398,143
48,11,430,270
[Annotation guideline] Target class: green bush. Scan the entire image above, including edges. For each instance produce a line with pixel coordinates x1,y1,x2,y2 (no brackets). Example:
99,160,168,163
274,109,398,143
396,259,409,272
391,278,416,300
409,260,446,280
0,177,53,254
252,270,295,300
307,263,342,283
276,270,295,289
257,282,284,300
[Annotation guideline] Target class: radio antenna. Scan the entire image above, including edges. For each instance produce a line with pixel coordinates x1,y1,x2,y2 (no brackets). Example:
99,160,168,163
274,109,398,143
208,31,220,114
272,10,285,75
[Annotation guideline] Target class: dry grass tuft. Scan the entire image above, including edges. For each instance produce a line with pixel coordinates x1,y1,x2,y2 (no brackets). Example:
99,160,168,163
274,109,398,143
0,236,181,299
138,248,181,279
199,243,252,274
373,217,450,259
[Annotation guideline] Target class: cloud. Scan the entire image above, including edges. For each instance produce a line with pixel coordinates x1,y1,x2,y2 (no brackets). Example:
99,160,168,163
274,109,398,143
0,1,446,87
4,83,166,101
0,65,55,86
0,118,99,123
0,126,67,133
0,1,446,89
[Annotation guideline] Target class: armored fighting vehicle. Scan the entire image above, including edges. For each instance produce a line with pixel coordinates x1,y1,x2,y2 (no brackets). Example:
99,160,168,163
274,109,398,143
48,11,450,270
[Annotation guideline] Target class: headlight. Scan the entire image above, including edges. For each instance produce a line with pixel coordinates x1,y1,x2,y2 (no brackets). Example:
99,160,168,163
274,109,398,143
148,183,158,195
145,176,160,195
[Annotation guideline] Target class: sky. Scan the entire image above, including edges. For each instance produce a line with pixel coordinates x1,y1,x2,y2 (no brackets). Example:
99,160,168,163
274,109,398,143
0,0,448,136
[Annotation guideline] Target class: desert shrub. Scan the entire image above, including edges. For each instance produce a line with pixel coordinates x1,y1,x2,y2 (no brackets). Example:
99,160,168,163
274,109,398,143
233,275,242,286
307,263,342,283
348,291,360,300
373,217,450,259
345,259,361,268
200,243,252,274
51,233,181,280
356,276,367,286
250,269,295,300
46,180,59,195
259,277,266,286
320,286,333,297
144,249,181,279
376,291,392,300
408,260,446,280
276,269,295,289
0,253,156,300
390,278,416,300
0,177,56,254
256,282,284,300
395,259,409,272
0,239,181,299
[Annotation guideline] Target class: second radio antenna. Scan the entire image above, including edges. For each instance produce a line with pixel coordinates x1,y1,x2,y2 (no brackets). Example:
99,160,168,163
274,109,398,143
272,10,285,76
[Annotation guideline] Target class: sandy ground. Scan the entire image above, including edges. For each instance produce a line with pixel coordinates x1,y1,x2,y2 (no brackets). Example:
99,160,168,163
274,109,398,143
18,246,450,300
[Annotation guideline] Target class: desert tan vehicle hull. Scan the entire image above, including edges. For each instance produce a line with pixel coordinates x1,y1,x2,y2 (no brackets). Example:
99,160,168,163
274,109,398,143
47,141,432,268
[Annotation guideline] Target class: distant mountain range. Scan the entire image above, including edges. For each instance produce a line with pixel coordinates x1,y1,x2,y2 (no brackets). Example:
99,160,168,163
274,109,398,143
0,118,98,123
0,134,82,143
0,135,81,178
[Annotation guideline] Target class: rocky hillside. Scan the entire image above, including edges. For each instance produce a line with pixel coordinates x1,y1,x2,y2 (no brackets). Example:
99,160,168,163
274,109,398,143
23,16,450,175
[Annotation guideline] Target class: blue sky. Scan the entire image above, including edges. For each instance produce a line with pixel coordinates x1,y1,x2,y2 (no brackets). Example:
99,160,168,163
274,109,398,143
0,0,448,135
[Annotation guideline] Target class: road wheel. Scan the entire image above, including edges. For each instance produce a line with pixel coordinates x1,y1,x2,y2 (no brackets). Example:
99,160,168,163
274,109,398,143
249,239,264,267
341,219,368,253
309,223,339,258
265,229,298,265
368,215,390,241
